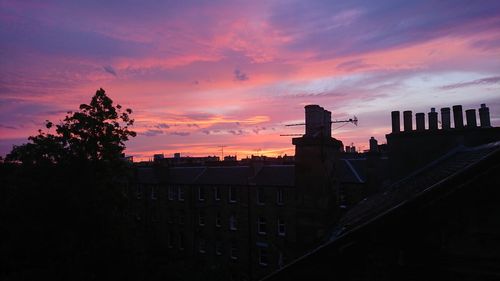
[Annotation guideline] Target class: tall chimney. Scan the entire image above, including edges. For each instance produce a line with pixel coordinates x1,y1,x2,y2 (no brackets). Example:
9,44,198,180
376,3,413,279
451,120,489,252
428,108,438,130
452,105,464,129
479,104,491,127
415,113,425,131
391,111,400,133
441,107,451,129
323,109,332,137
305,105,324,137
369,137,378,152
465,109,477,128
403,110,412,132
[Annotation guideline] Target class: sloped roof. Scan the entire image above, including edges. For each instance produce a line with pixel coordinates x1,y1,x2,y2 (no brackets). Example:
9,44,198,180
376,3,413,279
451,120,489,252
135,167,159,184
338,159,366,183
253,165,295,186
263,141,500,281
194,166,251,185
164,167,205,184
333,142,500,238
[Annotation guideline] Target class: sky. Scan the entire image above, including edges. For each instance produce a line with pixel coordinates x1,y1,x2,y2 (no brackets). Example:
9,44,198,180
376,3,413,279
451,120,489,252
1,0,500,160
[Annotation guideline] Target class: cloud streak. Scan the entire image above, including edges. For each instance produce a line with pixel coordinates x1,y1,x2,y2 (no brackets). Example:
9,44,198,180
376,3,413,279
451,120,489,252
440,76,500,90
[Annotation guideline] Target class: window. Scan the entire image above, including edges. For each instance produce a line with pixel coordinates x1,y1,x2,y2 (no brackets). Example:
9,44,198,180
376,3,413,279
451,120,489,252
230,242,238,260
215,212,222,228
198,187,206,201
167,209,174,223
229,187,237,203
136,184,142,199
257,188,265,205
179,234,185,250
199,212,205,226
214,187,221,201
167,231,173,248
151,185,157,200
215,241,223,255
178,210,185,225
178,186,185,201
278,216,286,236
152,207,159,222
168,186,175,200
278,252,284,268
257,216,266,235
122,184,129,197
258,247,268,266
199,238,206,253
277,188,284,205
229,214,237,231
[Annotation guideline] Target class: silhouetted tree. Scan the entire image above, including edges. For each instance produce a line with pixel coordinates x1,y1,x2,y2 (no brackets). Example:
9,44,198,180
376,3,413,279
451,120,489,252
1,89,138,281
7,88,136,165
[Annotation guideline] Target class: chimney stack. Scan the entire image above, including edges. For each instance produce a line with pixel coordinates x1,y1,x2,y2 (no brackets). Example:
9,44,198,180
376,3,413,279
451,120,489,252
323,109,332,137
369,137,378,152
305,105,326,137
452,105,464,129
428,108,438,130
415,113,425,131
403,110,413,132
441,107,451,129
479,104,491,127
465,109,477,128
391,111,400,133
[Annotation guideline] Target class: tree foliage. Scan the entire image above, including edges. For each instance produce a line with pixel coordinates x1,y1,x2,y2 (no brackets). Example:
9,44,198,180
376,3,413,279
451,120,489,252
6,88,136,165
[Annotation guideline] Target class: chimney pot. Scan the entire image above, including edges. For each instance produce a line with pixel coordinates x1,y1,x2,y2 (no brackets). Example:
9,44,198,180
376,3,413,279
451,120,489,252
465,109,477,128
479,103,491,127
441,107,451,129
391,111,400,133
428,108,438,130
403,110,413,132
416,113,425,131
452,105,464,129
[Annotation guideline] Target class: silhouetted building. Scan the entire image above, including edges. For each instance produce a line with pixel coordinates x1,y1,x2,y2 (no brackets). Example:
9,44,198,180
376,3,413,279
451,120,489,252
264,103,500,281
125,105,356,280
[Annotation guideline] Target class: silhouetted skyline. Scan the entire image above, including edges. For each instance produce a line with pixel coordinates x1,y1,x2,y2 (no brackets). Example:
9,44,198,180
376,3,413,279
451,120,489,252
1,0,500,160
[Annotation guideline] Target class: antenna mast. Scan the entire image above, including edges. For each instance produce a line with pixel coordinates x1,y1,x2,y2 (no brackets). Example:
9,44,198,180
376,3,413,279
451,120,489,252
218,145,227,160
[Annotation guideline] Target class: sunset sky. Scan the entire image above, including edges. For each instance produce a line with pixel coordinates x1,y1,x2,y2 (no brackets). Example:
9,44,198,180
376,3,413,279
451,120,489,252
1,0,500,160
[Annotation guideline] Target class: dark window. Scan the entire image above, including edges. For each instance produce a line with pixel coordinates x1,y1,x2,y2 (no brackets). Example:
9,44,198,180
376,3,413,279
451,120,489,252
199,238,206,253
178,186,185,201
214,187,221,201
199,212,205,226
168,231,173,248
257,188,265,205
151,185,157,200
179,210,185,225
168,186,175,200
215,241,223,255
230,214,238,230
198,187,206,201
167,209,174,223
229,187,237,203
258,216,266,234
216,212,222,228
259,247,268,266
277,188,284,205
278,216,286,236
179,234,185,250
136,184,142,199
230,242,238,260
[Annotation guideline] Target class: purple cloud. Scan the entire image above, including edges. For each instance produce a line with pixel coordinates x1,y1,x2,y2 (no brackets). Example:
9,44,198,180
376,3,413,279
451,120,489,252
440,76,500,90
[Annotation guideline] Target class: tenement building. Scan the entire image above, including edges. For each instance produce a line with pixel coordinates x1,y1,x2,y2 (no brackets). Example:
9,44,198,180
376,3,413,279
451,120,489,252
126,105,356,280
